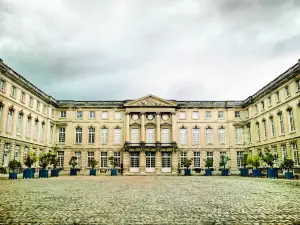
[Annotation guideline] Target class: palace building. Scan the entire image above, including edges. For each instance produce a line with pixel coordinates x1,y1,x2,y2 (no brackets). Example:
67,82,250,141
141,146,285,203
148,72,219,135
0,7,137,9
0,58,299,175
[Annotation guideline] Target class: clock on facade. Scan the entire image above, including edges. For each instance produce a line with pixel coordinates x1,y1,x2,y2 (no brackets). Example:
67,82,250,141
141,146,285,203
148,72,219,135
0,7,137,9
147,114,154,120
132,114,139,120
162,114,169,121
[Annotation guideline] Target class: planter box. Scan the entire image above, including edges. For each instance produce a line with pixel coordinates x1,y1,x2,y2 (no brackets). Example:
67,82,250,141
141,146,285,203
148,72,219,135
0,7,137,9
284,171,293,179
239,168,249,177
23,168,34,179
184,169,191,176
221,169,229,176
252,169,262,178
9,172,17,180
90,169,96,176
111,168,117,176
205,169,212,176
70,169,77,176
39,170,49,178
267,168,278,178
51,169,59,177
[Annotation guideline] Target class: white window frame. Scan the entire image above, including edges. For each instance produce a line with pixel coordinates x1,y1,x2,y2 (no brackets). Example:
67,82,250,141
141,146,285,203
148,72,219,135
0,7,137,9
101,128,108,144
180,152,187,168
100,152,108,168
205,128,213,144
218,111,224,120
114,152,121,167
102,111,109,120
75,127,83,144
161,128,170,144
77,111,83,120
88,127,95,144
237,151,243,168
179,128,187,145
14,145,20,161
282,144,287,161
26,118,31,138
131,128,140,144
192,128,200,145
89,111,95,120
58,127,66,143
114,111,121,120
40,123,45,142
60,111,66,118
29,97,33,107
194,152,200,168
57,151,64,168
0,79,6,92
207,152,213,168
263,120,267,139
179,112,186,120
192,111,199,119
33,120,38,140
75,152,81,167
219,128,226,144
87,152,95,167
292,143,299,166
7,110,13,132
114,128,121,145
205,111,211,120
288,109,295,132
256,123,260,141
279,113,284,135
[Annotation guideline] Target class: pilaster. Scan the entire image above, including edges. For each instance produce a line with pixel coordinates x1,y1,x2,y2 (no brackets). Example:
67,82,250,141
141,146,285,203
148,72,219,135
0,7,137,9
123,152,130,175
125,113,130,142
156,151,161,174
0,140,4,166
171,112,176,142
139,151,146,175
141,113,145,142
171,151,178,174
156,112,161,143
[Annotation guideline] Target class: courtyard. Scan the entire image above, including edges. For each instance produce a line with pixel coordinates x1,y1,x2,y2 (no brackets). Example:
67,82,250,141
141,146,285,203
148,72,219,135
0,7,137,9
0,176,300,225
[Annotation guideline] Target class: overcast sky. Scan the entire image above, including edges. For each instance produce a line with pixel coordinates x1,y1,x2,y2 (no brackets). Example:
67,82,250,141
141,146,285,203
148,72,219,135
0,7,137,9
0,0,300,101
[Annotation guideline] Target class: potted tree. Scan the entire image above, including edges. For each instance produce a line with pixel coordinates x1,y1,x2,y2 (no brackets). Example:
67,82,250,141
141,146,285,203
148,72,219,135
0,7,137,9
38,153,50,178
219,154,230,176
183,158,193,176
281,159,294,179
262,152,278,178
8,160,21,180
89,159,98,176
108,156,118,176
204,158,213,176
50,154,59,177
248,155,262,178
23,151,37,179
239,153,249,176
69,156,78,176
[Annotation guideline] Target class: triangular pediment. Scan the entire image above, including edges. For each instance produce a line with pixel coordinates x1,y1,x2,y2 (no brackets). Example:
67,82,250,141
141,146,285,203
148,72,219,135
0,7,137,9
124,94,177,107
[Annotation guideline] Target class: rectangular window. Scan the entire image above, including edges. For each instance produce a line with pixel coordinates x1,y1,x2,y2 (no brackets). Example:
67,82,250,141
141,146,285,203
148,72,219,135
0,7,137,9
235,128,243,144
11,86,16,97
89,111,95,119
278,113,284,135
75,152,81,167
26,118,31,138
131,128,140,144
88,127,95,144
282,144,287,161
14,145,20,161
179,112,186,119
180,128,187,145
219,128,225,144
33,120,38,139
276,91,280,102
161,128,170,144
268,96,272,106
17,113,23,136
7,110,13,132
100,152,107,168
59,127,66,143
207,152,213,167
57,151,64,168
205,128,213,144
146,128,155,144
205,111,211,120
101,128,108,144
115,111,121,120
75,127,82,144
40,123,45,142
235,111,240,118
192,111,199,119
288,110,295,132
87,152,94,167
102,111,109,120
256,123,260,141
263,120,267,139
0,79,6,91
292,143,299,166
180,152,187,168
77,111,83,120
218,111,224,120
297,79,300,91
237,151,243,168
146,152,155,168
268,118,274,137
285,86,290,97
192,128,200,145
60,111,66,118
19,92,26,104
29,97,33,107
261,101,264,110
114,152,121,167
130,152,140,168
114,128,121,144
194,152,200,168
37,101,40,111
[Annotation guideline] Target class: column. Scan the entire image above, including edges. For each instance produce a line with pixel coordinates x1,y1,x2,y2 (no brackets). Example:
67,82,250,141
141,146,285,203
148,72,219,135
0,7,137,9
125,113,130,142
141,113,145,143
156,151,161,174
201,150,206,170
171,112,176,143
0,140,4,166
214,151,220,174
94,150,100,170
81,151,87,174
140,151,146,175
123,152,130,175
171,151,178,174
156,112,161,143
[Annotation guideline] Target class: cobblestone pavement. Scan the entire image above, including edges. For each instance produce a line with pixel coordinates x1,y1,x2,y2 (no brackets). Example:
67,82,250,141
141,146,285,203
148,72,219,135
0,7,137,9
0,176,300,225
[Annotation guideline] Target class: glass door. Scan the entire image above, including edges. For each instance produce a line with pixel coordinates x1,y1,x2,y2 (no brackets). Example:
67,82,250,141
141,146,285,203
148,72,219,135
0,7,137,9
161,152,171,173
130,152,140,173
145,152,155,172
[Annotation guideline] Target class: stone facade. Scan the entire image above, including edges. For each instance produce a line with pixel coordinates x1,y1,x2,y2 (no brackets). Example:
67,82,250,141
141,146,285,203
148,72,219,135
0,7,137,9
0,58,299,175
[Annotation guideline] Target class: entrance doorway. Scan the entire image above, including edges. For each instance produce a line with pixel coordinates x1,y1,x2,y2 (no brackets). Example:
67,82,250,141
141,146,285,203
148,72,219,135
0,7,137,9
145,152,155,172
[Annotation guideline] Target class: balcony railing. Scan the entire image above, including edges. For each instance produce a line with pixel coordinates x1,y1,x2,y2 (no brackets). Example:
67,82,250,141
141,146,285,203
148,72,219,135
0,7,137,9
123,142,177,151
